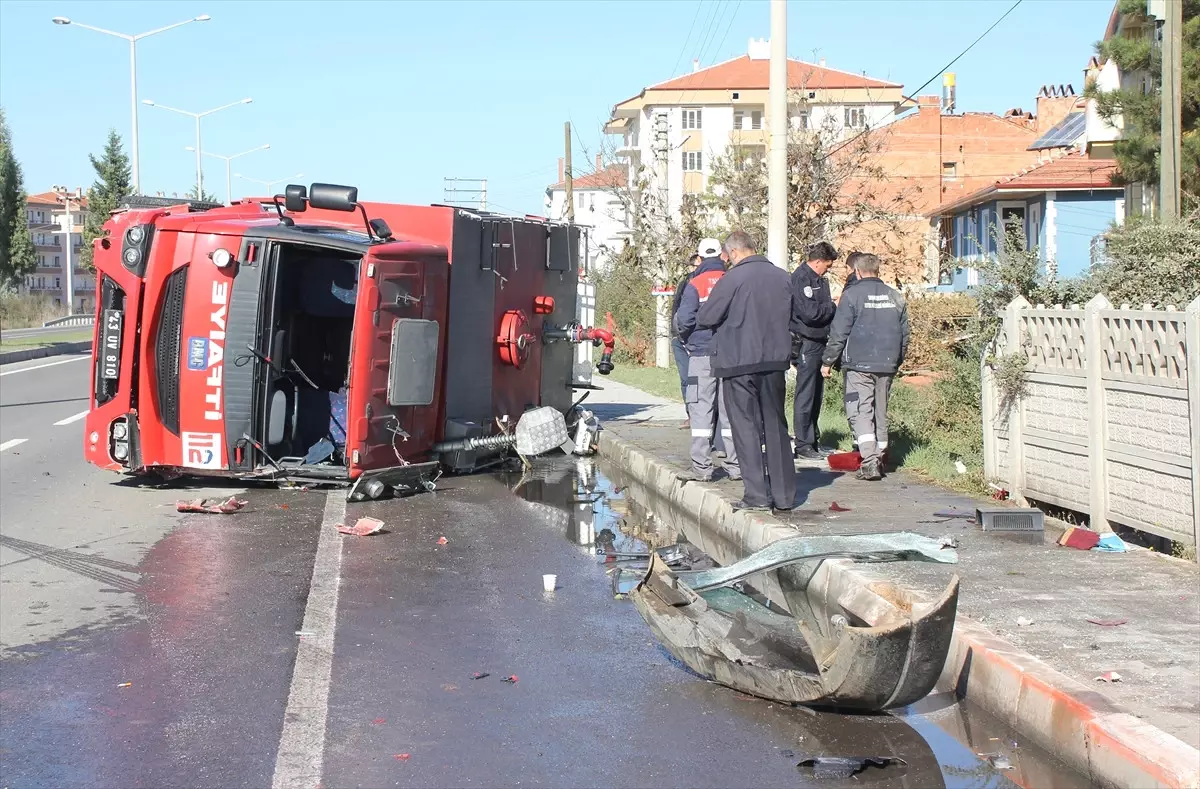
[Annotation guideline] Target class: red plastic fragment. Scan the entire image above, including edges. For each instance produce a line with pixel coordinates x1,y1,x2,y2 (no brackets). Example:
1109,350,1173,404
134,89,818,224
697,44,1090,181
502,675,518,684
436,536,448,545
176,496,247,514
829,502,852,513
371,718,386,725
337,517,385,537
394,753,411,761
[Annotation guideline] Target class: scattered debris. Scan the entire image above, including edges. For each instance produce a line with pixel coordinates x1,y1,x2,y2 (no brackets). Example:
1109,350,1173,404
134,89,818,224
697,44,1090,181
828,502,852,513
436,536,448,545
1059,527,1100,551
795,756,907,779
117,682,132,688
932,509,974,520
372,718,386,725
1095,671,1123,683
954,460,967,475
988,483,1010,501
613,593,627,600
1093,534,1129,553
1016,617,1034,627
470,672,490,680
393,753,411,762
295,631,315,637
979,753,1014,770
940,536,960,550
279,504,290,510
176,496,247,514
501,675,519,684
780,749,796,759
442,683,459,692
1086,617,1128,627
542,574,557,592
336,517,385,537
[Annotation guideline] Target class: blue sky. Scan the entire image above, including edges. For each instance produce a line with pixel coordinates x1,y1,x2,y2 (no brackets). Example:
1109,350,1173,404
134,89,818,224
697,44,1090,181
1,0,1114,215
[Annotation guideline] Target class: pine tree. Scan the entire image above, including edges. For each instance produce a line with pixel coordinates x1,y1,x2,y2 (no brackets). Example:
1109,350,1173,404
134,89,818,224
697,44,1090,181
0,108,38,290
186,183,220,203
1085,0,1199,201
81,129,132,270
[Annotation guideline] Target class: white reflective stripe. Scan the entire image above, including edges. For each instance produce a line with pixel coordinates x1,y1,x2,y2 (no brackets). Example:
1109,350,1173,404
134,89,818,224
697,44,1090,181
877,441,888,449
856,434,877,445
698,296,709,302
691,429,713,438
721,430,733,437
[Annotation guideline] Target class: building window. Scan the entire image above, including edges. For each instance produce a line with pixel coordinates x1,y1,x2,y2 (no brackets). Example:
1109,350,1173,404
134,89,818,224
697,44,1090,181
682,151,703,172
942,161,958,178
54,255,61,267
588,194,595,211
794,111,809,130
681,108,702,130
55,277,61,289
844,106,867,128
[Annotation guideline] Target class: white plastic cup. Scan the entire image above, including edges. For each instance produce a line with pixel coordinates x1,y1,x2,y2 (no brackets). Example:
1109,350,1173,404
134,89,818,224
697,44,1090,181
542,574,557,592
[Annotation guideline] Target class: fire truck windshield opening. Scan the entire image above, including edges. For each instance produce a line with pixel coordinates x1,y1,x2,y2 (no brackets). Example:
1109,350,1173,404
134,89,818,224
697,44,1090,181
261,243,360,467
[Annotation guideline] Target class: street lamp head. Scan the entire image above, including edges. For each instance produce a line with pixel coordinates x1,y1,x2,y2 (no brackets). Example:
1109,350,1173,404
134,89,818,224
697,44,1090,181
185,146,196,152
260,144,271,150
240,98,253,104
142,99,155,106
51,16,71,25
194,14,212,21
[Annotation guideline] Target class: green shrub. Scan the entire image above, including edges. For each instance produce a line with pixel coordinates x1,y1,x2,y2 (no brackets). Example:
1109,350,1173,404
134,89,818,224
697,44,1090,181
0,293,63,329
593,259,657,367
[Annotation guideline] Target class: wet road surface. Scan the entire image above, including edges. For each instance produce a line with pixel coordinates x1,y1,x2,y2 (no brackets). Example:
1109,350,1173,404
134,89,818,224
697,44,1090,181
0,359,1092,787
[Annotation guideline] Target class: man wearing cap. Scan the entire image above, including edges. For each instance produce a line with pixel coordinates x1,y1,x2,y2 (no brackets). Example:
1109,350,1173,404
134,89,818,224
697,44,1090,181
789,241,839,461
674,238,739,482
670,253,703,405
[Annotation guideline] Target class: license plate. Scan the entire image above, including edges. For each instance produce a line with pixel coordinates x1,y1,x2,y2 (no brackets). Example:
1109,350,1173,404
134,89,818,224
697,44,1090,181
100,309,122,380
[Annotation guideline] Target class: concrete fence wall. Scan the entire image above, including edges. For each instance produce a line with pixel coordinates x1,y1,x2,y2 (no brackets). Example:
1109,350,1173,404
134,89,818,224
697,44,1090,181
982,294,1200,550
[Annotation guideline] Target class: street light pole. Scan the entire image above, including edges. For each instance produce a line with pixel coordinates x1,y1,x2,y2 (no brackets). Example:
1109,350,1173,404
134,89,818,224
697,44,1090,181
52,14,211,195
143,98,253,199
234,173,305,196
187,144,270,204
52,189,76,314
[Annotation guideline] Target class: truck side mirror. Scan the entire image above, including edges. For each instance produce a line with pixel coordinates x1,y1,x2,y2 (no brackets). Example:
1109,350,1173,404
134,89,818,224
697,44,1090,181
284,184,308,212
309,183,358,212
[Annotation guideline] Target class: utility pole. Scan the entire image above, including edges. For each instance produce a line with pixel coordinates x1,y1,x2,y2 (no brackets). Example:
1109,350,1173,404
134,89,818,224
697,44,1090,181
564,122,574,223
1159,0,1182,220
767,0,788,269
54,190,77,315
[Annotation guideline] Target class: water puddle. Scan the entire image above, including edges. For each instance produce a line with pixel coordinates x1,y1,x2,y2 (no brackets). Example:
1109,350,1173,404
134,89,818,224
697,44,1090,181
504,455,1094,789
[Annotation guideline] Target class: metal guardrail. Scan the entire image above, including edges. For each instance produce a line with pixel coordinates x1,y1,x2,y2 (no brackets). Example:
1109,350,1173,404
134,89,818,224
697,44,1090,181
42,314,96,328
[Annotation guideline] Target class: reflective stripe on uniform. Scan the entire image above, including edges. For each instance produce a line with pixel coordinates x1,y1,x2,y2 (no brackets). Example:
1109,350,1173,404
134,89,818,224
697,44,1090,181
691,429,713,438
857,434,877,445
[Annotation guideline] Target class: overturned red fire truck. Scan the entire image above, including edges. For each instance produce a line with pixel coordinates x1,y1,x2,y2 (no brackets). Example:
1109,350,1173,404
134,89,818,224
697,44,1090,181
83,183,615,499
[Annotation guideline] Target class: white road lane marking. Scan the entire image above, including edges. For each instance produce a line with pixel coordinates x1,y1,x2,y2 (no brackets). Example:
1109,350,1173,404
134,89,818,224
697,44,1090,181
53,409,90,426
271,491,346,789
0,439,29,453
0,355,90,377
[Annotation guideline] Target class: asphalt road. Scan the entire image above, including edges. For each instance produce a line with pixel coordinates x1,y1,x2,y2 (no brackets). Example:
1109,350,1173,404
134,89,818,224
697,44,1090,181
0,324,93,342
0,356,1086,788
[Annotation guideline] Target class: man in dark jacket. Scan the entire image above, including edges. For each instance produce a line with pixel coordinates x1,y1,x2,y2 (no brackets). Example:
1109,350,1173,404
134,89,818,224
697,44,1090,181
820,252,909,481
696,231,796,512
675,249,739,482
671,253,704,404
789,241,838,461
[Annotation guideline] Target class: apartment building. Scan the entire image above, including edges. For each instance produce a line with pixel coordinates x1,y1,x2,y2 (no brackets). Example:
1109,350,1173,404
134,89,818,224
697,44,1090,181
544,155,630,274
604,38,912,221
23,188,94,314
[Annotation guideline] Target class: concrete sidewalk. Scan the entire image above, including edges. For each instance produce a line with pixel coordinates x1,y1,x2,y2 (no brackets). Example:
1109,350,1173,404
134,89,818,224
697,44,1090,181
588,376,1200,784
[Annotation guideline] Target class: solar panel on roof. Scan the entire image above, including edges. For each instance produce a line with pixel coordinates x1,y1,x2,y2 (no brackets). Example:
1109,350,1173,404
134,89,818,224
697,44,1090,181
1029,112,1087,150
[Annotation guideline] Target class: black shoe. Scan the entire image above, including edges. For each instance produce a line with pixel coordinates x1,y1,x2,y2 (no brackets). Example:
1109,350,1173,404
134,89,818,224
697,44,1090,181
856,460,883,481
817,447,837,458
731,500,770,513
772,504,795,513
795,447,824,461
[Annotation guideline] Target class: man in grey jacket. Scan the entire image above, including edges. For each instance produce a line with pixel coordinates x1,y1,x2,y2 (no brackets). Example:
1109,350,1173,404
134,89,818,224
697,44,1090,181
820,253,909,481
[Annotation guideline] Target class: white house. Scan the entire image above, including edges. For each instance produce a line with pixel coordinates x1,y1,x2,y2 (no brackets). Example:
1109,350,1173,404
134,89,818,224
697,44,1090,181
544,155,631,275
603,38,914,221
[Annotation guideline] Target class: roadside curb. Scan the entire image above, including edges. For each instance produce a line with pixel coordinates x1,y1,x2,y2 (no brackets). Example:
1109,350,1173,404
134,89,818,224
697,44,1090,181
597,427,1200,789
0,341,92,366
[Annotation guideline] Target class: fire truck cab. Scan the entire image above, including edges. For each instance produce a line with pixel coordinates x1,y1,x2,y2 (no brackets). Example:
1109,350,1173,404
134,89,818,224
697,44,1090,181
84,184,613,497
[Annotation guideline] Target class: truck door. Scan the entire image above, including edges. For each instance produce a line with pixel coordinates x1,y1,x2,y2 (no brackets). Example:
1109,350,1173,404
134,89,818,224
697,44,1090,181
345,246,447,479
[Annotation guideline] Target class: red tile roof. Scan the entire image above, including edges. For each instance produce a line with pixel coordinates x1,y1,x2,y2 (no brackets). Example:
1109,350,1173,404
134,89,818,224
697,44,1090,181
930,154,1120,215
648,56,900,92
548,163,628,191
26,190,89,208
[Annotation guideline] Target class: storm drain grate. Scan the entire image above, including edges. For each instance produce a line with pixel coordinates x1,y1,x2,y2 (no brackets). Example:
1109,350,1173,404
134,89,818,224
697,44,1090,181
976,507,1044,532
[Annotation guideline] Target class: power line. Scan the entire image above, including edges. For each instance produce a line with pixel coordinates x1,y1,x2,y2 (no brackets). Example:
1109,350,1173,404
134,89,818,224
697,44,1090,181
822,0,1025,162
667,1,706,80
